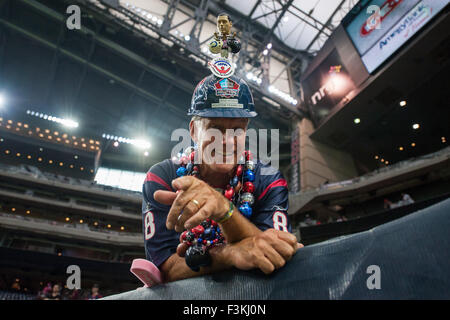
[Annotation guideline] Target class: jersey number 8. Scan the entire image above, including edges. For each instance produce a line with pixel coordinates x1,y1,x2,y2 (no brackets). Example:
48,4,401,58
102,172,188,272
273,211,288,232
144,211,156,240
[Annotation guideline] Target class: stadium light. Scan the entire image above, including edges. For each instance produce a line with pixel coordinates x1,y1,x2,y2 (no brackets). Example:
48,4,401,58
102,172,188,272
400,101,407,107
267,85,298,105
412,123,420,130
0,93,5,107
27,110,79,128
103,133,151,150
132,139,151,149
354,118,361,124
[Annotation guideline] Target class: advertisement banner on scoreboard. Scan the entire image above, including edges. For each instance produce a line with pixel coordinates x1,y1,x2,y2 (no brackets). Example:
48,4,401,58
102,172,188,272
344,0,421,56
361,0,449,73
302,49,355,125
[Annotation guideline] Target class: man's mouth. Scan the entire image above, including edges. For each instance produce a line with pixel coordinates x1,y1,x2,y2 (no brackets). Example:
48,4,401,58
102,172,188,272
215,150,234,157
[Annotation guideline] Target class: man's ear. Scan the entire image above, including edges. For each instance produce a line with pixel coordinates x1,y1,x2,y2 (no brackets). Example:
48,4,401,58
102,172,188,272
189,120,197,144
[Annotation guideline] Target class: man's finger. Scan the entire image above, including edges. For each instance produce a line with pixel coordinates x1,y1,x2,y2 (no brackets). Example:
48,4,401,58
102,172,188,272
261,244,286,269
172,176,196,191
297,243,304,250
276,231,298,250
272,240,296,261
174,199,202,233
166,191,192,229
154,190,177,206
255,256,275,275
184,203,212,230
176,243,189,257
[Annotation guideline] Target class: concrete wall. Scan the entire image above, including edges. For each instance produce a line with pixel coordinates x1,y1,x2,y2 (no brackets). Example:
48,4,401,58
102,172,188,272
298,118,358,190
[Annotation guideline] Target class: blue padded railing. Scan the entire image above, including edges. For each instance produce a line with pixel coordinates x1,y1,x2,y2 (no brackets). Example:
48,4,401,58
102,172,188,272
104,198,450,300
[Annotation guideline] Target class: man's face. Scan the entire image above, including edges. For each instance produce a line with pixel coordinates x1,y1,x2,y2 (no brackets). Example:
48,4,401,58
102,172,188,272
191,117,248,174
217,15,232,35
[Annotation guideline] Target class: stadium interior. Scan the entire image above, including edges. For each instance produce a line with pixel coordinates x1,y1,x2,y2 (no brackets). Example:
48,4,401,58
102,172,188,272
0,0,448,300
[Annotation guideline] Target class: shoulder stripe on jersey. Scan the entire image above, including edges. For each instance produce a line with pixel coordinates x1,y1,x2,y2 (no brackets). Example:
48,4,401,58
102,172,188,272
145,172,172,191
257,178,288,201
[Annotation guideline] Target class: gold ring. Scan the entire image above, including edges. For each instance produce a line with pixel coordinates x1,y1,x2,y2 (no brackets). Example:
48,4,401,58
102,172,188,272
190,199,200,209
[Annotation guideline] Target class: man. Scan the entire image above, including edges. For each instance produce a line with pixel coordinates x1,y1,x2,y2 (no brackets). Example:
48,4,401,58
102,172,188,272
87,284,103,300
44,283,61,300
142,75,303,283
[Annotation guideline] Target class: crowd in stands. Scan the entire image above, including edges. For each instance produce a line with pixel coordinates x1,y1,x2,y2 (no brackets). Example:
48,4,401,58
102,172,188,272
0,276,108,300
36,283,103,300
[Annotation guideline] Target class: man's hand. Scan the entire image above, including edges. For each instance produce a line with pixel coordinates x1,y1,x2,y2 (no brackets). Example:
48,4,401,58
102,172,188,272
215,229,303,275
154,176,230,233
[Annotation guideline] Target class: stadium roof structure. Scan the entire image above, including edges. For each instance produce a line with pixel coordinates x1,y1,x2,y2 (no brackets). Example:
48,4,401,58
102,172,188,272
220,0,358,52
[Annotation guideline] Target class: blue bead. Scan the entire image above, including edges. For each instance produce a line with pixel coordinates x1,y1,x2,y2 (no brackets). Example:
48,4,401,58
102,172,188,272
203,227,212,239
229,176,239,187
239,203,252,218
243,169,255,182
198,238,203,243
176,167,187,177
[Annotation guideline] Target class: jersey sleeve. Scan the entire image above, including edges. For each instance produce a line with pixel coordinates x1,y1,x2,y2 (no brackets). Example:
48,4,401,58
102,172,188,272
142,160,179,268
250,166,292,233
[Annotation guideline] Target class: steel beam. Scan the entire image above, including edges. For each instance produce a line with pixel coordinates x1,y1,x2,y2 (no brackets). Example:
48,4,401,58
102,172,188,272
0,19,184,115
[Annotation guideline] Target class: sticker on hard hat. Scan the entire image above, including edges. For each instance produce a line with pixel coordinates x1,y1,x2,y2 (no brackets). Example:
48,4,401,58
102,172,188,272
211,99,243,109
214,78,240,98
208,57,235,78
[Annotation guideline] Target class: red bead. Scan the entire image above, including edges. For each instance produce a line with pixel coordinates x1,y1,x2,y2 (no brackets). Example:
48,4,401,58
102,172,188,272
211,220,217,227
245,151,253,160
190,151,195,163
193,166,199,172
203,240,207,245
181,231,188,241
191,225,204,235
213,239,218,244
244,182,255,193
224,187,234,200
236,165,243,177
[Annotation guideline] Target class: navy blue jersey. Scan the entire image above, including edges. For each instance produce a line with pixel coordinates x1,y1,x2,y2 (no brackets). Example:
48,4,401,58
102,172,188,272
142,159,292,268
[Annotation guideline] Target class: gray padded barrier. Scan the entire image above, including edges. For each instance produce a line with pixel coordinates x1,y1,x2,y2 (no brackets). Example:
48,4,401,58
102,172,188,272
104,198,450,300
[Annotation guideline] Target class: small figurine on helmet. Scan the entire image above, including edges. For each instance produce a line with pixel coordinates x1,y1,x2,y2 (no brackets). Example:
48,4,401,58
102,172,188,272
209,13,241,59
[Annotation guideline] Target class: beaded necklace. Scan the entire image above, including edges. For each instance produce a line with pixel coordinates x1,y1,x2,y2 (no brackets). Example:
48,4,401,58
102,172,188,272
174,147,257,271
